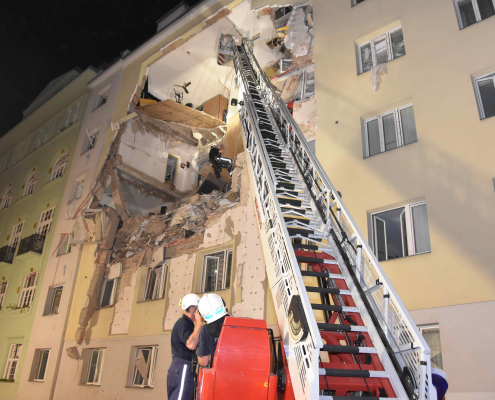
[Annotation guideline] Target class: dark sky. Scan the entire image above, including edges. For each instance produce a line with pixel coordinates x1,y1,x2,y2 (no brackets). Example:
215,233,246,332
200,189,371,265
0,0,202,137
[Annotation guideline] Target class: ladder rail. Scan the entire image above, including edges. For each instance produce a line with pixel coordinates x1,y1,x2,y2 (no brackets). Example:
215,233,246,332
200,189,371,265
240,38,433,399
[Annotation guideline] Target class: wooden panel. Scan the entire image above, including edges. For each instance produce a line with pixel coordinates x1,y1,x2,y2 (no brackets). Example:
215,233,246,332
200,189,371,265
203,95,229,121
136,99,225,129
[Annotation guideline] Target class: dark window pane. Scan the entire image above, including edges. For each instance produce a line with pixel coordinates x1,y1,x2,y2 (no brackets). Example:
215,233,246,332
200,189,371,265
478,78,495,119
204,258,218,292
374,207,406,260
374,36,388,65
401,211,409,257
400,106,418,145
458,0,478,27
361,43,373,73
37,351,49,380
390,29,406,59
375,218,387,261
382,113,397,151
367,119,381,156
51,287,62,314
225,252,233,289
356,0,365,3
477,0,495,20
100,280,114,307
88,350,99,383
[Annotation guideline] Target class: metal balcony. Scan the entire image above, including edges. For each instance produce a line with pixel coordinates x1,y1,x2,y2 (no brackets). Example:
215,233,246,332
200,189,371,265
0,245,15,264
16,234,45,260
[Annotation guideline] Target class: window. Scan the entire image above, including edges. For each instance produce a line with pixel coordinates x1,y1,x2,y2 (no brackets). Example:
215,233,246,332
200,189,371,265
3,344,22,380
81,130,98,154
295,68,315,101
365,104,417,157
372,202,431,261
201,249,233,292
43,286,63,315
474,73,495,119
419,325,443,370
10,222,24,249
131,346,158,387
86,349,105,385
95,90,109,110
0,281,8,309
33,350,49,381
455,0,495,29
57,233,73,256
51,154,69,181
18,272,39,308
359,27,405,74
98,277,119,307
143,260,168,301
24,172,39,196
37,208,55,237
1,187,13,209
352,0,366,5
69,180,85,203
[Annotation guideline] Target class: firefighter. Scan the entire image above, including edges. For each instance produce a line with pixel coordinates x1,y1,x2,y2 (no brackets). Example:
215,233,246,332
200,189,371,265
167,293,203,400
209,145,233,178
197,293,229,367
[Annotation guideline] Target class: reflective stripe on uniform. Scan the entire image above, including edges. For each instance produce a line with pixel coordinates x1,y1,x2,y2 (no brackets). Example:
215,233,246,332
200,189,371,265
178,364,188,400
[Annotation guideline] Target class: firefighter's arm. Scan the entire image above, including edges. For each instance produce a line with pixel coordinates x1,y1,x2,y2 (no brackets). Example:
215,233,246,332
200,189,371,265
198,355,210,367
186,310,203,350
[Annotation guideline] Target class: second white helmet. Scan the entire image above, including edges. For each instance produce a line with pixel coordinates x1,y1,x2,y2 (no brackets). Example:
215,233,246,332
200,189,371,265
198,293,227,323
180,293,201,310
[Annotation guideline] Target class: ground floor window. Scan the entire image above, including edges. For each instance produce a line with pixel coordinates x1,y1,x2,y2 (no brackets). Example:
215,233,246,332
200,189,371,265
3,344,22,381
33,350,49,381
371,201,431,261
201,249,233,292
419,324,443,370
86,349,105,385
132,346,158,387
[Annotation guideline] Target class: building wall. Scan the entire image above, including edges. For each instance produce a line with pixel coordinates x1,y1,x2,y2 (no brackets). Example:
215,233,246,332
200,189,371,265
14,67,121,400
311,0,495,396
0,70,96,400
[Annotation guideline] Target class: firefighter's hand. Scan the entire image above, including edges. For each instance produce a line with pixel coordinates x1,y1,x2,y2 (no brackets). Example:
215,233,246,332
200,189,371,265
195,309,204,327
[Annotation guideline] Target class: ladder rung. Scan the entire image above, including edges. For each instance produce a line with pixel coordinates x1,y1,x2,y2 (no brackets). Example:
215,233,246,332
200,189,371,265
301,271,343,279
292,243,317,250
311,304,359,313
296,256,338,265
317,323,368,332
305,287,351,296
320,396,396,400
321,344,377,354
319,369,388,378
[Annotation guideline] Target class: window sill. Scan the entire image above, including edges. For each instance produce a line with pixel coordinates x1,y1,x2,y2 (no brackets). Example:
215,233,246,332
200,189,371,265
379,251,431,262
96,305,115,310
363,140,418,159
125,385,153,389
82,383,101,386
136,298,165,304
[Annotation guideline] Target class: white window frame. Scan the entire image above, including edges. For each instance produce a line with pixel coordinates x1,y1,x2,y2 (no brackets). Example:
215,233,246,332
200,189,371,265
473,72,495,120
364,103,414,157
1,187,13,209
358,26,404,74
95,90,109,110
3,344,22,380
24,172,39,196
454,0,495,28
98,277,119,307
131,346,158,388
86,348,106,385
34,349,50,382
49,287,63,314
0,281,8,308
81,130,99,154
419,324,443,369
201,249,233,292
371,201,430,261
57,233,73,256
18,272,39,308
37,207,55,237
51,154,69,181
10,222,24,249
143,260,168,301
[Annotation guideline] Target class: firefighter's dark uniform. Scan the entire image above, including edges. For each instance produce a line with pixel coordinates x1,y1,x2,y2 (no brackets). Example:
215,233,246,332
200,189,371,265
198,315,228,366
167,314,195,400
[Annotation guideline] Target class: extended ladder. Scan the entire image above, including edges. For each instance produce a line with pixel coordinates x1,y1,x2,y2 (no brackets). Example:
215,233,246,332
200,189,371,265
228,35,433,400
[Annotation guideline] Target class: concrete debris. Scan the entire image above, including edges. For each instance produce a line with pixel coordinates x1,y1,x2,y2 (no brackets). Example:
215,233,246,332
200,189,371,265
66,346,80,360
284,8,313,57
293,96,318,142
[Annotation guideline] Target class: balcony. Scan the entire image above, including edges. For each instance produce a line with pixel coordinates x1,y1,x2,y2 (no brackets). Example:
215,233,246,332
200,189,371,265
0,245,15,265
16,234,45,261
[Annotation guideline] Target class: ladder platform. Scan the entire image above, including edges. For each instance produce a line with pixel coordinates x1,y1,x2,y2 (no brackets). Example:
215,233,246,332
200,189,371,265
321,344,377,354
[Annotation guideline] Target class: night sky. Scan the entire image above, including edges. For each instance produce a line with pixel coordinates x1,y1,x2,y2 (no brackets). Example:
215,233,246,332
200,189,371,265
0,0,202,137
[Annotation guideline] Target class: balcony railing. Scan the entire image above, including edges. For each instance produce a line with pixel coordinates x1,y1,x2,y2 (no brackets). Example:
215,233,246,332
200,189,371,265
0,245,15,264
17,234,45,257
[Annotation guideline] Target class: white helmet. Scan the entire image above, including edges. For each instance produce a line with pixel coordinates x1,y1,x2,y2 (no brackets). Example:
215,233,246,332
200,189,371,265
198,293,227,323
180,294,200,310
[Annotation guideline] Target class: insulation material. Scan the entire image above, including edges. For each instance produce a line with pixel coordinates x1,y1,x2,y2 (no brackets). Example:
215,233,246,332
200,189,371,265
284,8,313,57
280,74,303,103
106,263,122,280
293,97,318,142
135,349,150,380
371,63,388,92
111,271,137,335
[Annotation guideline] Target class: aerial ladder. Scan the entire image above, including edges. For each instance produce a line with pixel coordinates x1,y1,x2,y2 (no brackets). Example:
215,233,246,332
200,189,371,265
199,35,439,400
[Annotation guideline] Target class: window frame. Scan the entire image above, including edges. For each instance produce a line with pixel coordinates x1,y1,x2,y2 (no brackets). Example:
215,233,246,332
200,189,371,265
37,207,55,237
57,233,73,256
131,346,158,388
94,90,109,110
473,72,495,120
364,103,415,157
98,277,119,307
371,201,431,261
51,154,69,181
86,348,106,385
24,172,39,196
50,287,63,315
358,26,404,74
3,344,22,381
10,222,24,249
18,272,39,308
33,349,50,382
143,260,168,301
0,281,8,308
0,187,13,209
454,0,495,29
81,130,99,154
418,324,443,369
201,249,233,293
